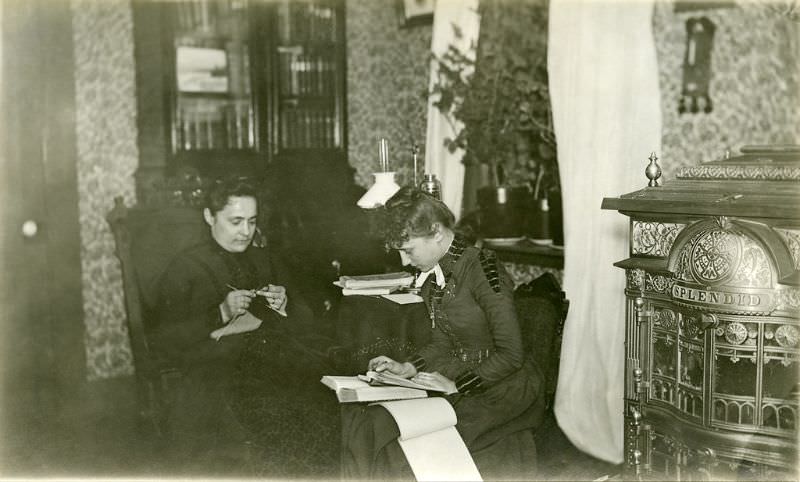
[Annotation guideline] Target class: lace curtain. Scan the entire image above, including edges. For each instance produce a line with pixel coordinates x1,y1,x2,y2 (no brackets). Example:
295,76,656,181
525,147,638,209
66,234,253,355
424,0,480,218
548,0,662,463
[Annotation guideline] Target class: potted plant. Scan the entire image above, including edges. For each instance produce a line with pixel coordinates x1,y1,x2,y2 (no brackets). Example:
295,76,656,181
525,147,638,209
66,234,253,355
429,0,560,241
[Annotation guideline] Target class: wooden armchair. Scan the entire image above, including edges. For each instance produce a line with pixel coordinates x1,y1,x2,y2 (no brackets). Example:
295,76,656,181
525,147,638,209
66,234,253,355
107,197,207,435
515,272,569,411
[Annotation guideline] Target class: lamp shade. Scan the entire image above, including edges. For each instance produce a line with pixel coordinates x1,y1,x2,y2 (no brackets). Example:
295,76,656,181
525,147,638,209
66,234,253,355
357,172,401,208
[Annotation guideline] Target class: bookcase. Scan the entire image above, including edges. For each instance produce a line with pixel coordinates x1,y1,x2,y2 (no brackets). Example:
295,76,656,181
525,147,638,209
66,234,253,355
132,0,347,196
170,1,256,153
274,0,344,151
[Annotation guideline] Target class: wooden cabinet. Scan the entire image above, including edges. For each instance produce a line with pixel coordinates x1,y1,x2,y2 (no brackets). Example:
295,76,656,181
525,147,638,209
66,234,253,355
132,0,347,200
602,146,800,480
168,1,261,159
272,0,345,152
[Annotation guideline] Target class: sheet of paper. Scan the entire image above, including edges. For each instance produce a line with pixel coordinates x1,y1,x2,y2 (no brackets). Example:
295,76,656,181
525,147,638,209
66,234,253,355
377,398,481,481
399,426,481,481
380,293,424,304
209,312,262,340
377,398,455,439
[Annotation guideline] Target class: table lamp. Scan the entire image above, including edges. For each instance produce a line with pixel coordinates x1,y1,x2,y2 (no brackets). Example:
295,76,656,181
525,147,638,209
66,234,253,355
357,138,401,208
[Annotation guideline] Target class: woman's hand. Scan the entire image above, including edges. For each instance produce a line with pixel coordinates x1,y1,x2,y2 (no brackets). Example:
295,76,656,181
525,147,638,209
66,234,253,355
413,371,457,394
257,284,287,313
367,356,417,378
220,289,255,323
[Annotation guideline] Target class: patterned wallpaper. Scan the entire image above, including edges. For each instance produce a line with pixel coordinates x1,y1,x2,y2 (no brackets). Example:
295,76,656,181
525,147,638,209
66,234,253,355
653,2,800,180
345,0,432,188
71,0,138,380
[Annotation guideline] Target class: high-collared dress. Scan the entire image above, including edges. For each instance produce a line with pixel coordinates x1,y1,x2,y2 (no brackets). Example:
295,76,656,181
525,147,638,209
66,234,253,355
153,236,338,475
341,234,543,479
153,236,311,370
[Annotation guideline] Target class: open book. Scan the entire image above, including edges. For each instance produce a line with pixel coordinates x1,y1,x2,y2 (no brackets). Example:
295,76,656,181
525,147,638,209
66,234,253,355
364,370,450,393
320,375,428,403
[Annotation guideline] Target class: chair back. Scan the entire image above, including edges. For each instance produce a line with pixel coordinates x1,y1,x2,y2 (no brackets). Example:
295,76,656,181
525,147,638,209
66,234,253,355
107,197,206,363
514,272,569,409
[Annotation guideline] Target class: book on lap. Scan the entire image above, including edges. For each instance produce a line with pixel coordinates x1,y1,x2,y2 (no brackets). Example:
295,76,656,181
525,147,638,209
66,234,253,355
364,370,450,393
320,375,428,403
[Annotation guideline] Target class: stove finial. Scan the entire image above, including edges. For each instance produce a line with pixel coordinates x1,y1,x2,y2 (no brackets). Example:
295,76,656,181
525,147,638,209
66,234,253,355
645,152,662,187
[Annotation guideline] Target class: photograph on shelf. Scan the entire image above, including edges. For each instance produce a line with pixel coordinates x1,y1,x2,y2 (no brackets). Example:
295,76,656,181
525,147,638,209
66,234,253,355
176,46,229,93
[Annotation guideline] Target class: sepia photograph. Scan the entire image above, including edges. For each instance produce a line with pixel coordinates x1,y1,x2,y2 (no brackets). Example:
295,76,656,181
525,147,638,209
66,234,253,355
0,0,798,480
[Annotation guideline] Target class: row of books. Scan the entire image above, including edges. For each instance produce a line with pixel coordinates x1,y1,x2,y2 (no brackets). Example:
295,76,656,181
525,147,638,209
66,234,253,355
278,50,337,97
174,0,246,35
276,2,338,45
280,108,339,149
176,101,339,150
175,100,254,151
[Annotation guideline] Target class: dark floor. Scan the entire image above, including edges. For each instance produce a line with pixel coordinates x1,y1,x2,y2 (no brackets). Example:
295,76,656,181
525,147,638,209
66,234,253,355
1,376,620,480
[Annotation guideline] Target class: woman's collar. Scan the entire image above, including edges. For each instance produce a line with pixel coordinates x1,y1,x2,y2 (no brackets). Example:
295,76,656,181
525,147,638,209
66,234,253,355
438,232,467,277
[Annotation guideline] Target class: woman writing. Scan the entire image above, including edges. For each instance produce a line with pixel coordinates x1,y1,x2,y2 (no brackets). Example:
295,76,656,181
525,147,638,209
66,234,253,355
342,187,543,479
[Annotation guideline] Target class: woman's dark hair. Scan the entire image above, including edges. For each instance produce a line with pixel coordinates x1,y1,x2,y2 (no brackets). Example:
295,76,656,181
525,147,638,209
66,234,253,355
205,175,259,214
377,187,455,248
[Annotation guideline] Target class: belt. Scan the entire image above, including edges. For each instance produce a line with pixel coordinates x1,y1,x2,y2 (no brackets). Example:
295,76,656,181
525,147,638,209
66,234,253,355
450,348,493,363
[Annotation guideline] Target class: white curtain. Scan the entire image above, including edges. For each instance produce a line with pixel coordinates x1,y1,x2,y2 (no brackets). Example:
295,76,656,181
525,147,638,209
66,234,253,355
548,0,662,464
425,0,481,218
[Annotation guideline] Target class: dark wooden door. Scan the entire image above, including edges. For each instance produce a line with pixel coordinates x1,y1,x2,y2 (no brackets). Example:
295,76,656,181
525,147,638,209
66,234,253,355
0,0,85,461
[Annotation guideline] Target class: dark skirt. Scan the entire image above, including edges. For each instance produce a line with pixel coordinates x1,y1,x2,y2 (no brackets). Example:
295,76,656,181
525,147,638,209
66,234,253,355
341,360,544,480
165,323,341,478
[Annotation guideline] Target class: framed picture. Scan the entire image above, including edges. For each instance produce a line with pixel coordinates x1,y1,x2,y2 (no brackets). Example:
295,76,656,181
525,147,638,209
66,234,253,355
176,46,229,93
398,0,434,28
673,0,734,12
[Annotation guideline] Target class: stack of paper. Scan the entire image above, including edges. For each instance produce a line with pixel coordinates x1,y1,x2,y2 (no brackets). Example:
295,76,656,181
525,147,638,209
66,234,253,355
335,272,415,296
377,398,482,481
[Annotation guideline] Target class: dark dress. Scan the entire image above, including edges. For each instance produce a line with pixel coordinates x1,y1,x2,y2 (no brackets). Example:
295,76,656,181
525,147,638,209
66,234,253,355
153,237,339,477
341,235,544,479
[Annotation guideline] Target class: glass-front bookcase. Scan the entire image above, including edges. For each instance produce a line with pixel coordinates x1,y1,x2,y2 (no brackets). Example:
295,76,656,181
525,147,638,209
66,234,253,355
170,0,256,153
274,0,343,151
133,0,346,185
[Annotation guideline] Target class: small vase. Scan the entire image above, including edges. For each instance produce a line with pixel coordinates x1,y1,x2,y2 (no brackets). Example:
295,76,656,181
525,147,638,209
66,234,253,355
357,172,401,208
477,186,528,239
419,173,442,200
548,190,564,247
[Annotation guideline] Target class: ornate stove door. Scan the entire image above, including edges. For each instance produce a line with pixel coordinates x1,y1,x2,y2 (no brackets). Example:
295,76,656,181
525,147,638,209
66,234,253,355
624,217,799,481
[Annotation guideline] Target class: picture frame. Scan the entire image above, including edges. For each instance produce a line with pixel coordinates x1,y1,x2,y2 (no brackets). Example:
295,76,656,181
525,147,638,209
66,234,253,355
673,0,734,12
176,46,229,94
398,0,434,28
